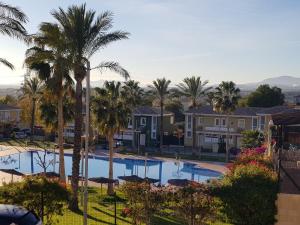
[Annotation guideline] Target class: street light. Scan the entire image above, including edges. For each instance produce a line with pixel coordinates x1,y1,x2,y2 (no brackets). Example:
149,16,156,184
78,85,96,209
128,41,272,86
268,119,274,157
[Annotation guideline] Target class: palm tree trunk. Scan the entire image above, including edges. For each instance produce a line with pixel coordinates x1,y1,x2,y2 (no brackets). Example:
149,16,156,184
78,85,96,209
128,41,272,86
160,100,164,153
107,134,114,195
30,99,36,142
226,115,230,162
57,91,66,182
69,79,83,210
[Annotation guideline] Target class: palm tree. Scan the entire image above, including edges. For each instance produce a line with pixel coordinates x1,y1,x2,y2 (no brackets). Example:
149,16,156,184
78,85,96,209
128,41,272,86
25,22,73,182
122,80,143,150
51,4,129,209
39,89,74,134
20,77,44,142
212,81,240,162
176,76,211,108
176,76,211,156
0,2,28,69
148,78,171,152
92,81,130,195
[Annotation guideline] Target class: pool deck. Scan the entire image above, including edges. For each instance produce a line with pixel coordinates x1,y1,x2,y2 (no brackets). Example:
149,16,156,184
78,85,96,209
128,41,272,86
0,145,228,186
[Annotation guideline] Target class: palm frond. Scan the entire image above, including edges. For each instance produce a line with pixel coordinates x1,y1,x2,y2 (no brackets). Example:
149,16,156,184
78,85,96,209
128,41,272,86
0,57,14,70
92,61,130,80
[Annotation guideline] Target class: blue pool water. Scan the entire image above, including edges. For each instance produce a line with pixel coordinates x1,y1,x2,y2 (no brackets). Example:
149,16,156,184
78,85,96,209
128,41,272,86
0,151,221,184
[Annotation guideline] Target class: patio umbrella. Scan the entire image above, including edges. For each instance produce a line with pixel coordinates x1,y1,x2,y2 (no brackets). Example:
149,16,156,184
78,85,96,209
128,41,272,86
167,179,201,187
88,177,118,194
118,175,144,182
0,169,24,183
118,175,159,183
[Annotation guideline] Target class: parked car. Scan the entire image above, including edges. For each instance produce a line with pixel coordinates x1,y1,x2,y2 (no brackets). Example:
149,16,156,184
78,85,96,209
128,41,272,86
0,204,42,225
11,131,27,139
21,128,31,136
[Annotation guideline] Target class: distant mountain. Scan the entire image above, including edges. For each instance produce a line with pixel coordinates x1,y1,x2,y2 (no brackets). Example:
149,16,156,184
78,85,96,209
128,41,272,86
238,76,300,91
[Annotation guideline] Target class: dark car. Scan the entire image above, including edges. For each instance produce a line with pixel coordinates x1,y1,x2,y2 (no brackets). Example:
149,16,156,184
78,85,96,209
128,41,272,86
0,204,42,225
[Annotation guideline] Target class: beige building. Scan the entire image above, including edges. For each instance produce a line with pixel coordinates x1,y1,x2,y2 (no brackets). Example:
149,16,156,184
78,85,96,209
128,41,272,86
184,105,289,152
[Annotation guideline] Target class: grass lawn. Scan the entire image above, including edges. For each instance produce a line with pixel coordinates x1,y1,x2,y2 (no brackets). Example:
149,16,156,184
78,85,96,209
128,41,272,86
54,187,229,225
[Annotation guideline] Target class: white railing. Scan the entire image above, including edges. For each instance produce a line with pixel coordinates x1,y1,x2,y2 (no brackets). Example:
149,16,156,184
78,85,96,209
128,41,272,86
204,126,235,132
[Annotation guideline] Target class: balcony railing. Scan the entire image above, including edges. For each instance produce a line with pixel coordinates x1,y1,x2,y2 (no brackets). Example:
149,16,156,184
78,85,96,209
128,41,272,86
204,126,235,132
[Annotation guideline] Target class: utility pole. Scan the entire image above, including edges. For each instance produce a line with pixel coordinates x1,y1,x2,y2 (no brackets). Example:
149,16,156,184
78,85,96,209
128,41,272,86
83,61,90,225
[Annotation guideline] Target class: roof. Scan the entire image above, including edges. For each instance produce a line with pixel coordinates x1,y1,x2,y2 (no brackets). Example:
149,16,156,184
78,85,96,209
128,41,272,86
271,108,300,125
0,104,20,111
133,106,173,116
185,105,291,116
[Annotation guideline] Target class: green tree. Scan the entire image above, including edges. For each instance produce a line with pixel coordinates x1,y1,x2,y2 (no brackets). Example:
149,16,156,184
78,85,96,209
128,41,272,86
0,2,28,69
121,182,165,225
212,81,240,162
246,84,285,107
165,99,185,122
51,4,129,209
92,81,130,195
122,80,143,150
20,77,44,142
0,95,17,105
214,164,278,225
241,130,264,149
0,176,69,225
176,76,211,108
148,78,171,152
25,22,73,182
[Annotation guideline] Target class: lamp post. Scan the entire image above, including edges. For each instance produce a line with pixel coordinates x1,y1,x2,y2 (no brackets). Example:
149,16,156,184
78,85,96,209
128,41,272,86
268,119,274,157
83,61,90,225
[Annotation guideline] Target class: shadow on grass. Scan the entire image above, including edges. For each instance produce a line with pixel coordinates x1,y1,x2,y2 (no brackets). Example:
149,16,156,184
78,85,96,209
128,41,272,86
92,206,131,224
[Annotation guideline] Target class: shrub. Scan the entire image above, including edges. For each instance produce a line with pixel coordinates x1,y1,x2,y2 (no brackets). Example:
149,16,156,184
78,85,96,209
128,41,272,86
241,130,264,149
0,176,69,225
214,163,278,225
231,147,272,170
121,182,166,225
171,184,217,225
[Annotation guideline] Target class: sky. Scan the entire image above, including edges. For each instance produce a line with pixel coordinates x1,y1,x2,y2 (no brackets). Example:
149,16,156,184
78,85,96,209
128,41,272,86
1,0,300,86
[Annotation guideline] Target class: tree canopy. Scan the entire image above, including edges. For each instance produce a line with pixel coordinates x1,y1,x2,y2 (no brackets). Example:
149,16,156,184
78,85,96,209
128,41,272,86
246,84,285,107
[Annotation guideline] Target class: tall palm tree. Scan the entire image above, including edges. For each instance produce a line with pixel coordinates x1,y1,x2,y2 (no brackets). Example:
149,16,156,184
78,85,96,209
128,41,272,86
122,80,143,150
20,77,44,142
176,76,211,156
25,22,73,182
92,81,130,195
212,81,240,162
148,78,171,152
51,4,129,209
0,2,28,69
176,76,211,108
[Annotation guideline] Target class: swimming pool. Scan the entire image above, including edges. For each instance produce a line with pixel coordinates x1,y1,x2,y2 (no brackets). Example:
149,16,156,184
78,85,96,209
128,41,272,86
0,151,221,184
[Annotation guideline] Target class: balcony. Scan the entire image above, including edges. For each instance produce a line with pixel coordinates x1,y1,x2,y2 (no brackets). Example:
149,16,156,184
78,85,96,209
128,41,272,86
204,126,235,132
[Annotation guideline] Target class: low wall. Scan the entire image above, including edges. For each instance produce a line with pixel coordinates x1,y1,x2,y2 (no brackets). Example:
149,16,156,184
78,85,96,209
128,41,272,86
276,193,300,225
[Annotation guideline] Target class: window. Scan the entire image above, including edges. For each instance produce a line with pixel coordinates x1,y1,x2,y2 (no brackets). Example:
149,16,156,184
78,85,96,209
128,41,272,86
152,116,157,129
238,119,245,129
170,116,174,124
198,117,204,126
187,115,192,129
252,117,258,130
215,118,220,126
204,135,219,143
221,118,226,127
187,131,192,137
151,131,156,139
128,118,132,128
140,117,146,126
